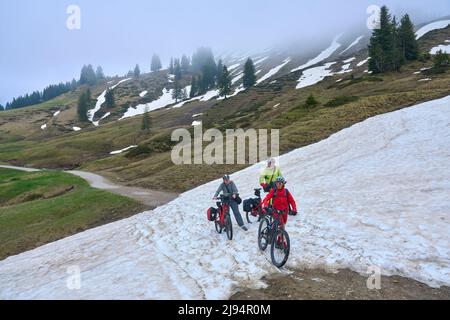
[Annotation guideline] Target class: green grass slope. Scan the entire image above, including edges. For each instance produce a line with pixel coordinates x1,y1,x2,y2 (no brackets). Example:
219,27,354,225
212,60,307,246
0,168,145,260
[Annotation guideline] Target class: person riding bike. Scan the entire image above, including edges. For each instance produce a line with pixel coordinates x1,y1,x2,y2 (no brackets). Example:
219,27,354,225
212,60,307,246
213,174,248,231
262,176,297,229
259,158,282,193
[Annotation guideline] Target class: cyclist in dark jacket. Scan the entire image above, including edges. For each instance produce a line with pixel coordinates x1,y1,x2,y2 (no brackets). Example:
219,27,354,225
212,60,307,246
213,174,248,231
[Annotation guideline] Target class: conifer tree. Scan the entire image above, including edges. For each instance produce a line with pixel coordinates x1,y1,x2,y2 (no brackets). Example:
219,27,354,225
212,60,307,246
134,64,141,78
216,59,223,85
243,58,257,88
80,64,97,86
169,58,174,74
151,54,162,72
105,89,115,108
218,66,232,99
174,59,182,81
172,79,183,102
369,6,396,73
77,90,90,122
96,66,105,80
190,76,198,98
433,50,450,70
398,14,419,61
141,106,151,131
181,55,190,74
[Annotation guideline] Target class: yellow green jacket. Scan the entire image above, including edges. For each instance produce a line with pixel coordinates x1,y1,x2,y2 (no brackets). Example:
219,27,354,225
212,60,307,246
259,166,282,186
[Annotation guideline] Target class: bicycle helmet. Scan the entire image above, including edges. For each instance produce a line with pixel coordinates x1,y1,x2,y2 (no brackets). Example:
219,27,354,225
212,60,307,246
223,174,231,181
275,176,286,184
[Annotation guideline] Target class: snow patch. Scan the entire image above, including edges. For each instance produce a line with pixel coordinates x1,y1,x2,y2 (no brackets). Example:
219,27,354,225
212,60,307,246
430,44,450,54
73,127,81,131
100,112,111,120
88,78,131,126
110,145,138,155
121,88,176,119
296,62,336,89
53,111,60,117
292,35,342,72
139,91,148,98
40,124,47,130
257,58,291,84
357,58,369,67
231,73,243,85
2,95,450,299
416,20,450,39
340,36,364,55
254,56,269,65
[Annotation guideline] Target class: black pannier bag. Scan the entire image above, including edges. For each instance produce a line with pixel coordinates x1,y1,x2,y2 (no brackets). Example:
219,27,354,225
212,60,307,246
207,207,218,221
243,198,260,212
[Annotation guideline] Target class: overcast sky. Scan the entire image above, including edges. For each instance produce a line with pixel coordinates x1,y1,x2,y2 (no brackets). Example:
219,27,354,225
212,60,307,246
1,0,449,105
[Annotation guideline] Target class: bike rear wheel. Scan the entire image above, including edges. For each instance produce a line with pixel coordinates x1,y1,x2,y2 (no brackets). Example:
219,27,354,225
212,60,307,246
258,218,270,251
215,219,222,234
270,228,290,268
225,214,233,240
246,209,259,224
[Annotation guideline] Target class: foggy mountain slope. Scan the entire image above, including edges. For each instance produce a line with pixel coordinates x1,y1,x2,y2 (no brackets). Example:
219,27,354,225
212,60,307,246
1,95,449,299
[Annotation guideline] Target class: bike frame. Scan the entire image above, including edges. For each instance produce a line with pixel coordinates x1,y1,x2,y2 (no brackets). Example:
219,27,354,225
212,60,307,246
265,208,283,242
217,194,231,227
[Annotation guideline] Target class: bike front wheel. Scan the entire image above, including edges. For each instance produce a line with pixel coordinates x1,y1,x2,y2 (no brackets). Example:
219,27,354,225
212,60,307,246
258,218,270,251
270,228,290,268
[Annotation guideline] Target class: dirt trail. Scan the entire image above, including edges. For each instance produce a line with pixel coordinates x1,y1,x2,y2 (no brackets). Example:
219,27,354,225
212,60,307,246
0,165,178,208
68,170,178,208
231,267,450,300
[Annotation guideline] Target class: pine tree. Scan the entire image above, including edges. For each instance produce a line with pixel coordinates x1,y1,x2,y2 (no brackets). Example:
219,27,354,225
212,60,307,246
71,79,78,92
218,66,232,99
304,94,319,109
369,6,394,73
169,58,174,74
105,89,115,108
181,55,190,74
174,59,182,81
391,17,403,71
243,58,256,88
141,106,151,131
216,59,223,85
172,79,183,103
433,50,450,70
151,54,162,72
181,88,188,101
134,64,141,78
96,66,105,80
77,90,90,122
79,64,97,86
190,76,198,98
398,14,419,61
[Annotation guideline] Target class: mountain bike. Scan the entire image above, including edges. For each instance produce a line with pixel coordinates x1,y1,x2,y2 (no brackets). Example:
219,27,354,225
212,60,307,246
214,193,234,241
244,188,265,224
257,207,290,268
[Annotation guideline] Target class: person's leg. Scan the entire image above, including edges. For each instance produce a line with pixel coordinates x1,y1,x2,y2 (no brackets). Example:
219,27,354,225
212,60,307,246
229,200,245,227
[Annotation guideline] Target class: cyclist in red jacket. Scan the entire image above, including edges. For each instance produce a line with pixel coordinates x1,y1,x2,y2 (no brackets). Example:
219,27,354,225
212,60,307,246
262,176,297,228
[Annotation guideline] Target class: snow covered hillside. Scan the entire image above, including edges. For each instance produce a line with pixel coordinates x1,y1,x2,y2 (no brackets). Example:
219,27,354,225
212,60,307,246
1,95,450,299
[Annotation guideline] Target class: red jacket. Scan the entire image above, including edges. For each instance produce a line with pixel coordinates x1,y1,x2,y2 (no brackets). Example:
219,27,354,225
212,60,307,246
263,186,297,213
